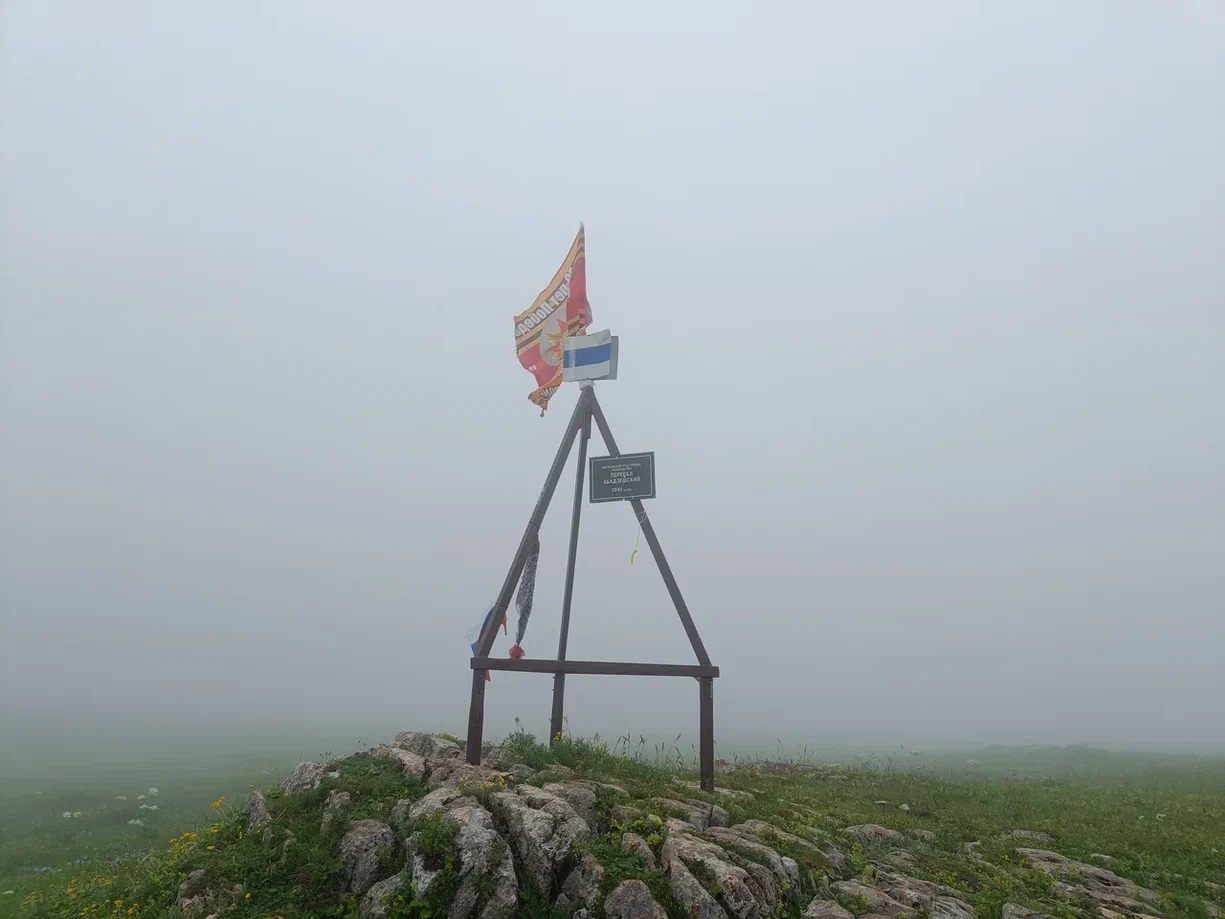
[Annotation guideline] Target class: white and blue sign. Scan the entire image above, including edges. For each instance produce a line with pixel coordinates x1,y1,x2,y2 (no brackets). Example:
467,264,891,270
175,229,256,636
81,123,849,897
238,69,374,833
562,329,618,382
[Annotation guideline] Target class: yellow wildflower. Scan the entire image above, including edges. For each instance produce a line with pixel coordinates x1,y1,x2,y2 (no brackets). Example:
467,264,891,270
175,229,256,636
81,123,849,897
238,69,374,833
245,893,251,900
207,845,216,851
209,796,226,809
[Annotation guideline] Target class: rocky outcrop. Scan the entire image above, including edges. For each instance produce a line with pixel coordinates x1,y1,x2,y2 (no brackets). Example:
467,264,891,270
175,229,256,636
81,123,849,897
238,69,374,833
845,824,903,843
648,797,730,830
322,790,353,829
543,780,626,828
393,732,463,772
834,880,916,918
621,831,657,868
243,791,270,830
360,874,405,919
555,852,604,914
447,802,518,919
662,824,777,918
1002,905,1057,919
868,867,976,919
176,870,212,919
1017,848,1162,916
666,854,729,919
489,785,590,898
395,786,469,824
708,826,803,906
339,820,396,894
804,901,855,919
604,879,667,919
367,744,427,780
283,761,331,795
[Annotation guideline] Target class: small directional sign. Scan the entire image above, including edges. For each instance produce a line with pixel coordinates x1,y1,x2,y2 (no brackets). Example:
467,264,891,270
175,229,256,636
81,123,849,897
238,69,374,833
590,452,655,502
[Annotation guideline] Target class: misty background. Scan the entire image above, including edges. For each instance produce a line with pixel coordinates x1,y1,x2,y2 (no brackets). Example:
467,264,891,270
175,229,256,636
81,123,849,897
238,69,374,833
2,2,1222,764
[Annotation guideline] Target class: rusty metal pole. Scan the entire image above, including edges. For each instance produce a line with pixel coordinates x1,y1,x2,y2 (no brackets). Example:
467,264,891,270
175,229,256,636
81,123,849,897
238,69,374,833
551,399,591,743
700,677,715,791
466,388,593,766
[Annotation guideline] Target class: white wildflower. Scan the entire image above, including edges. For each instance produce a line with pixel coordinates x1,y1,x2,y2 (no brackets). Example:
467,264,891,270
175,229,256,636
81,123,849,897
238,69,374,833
147,805,159,811
3,890,14,895
127,818,143,826
62,812,73,818
72,811,82,818
116,796,127,801
136,795,146,800
148,787,159,796
1156,813,1166,821
139,804,149,810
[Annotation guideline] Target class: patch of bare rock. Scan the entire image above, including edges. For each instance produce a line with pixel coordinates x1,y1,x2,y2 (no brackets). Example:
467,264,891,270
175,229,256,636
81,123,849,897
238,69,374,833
1017,848,1163,918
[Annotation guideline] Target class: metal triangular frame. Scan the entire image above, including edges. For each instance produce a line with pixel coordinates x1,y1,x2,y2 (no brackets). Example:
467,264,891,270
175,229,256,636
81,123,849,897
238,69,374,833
465,386,719,789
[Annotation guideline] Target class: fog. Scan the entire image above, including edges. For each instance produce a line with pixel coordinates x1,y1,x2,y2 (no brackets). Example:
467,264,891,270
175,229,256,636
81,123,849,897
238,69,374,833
2,2,1222,759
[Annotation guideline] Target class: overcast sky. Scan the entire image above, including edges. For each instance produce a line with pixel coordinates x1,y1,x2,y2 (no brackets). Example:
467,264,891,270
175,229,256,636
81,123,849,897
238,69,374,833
2,2,1222,755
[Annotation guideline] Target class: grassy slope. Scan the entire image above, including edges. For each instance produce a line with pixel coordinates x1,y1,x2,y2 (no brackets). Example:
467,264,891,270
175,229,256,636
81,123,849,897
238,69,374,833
5,736,1223,919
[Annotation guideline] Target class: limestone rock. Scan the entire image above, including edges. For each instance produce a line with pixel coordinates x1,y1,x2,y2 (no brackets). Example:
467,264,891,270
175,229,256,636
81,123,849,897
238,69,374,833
1002,905,1057,919
395,787,467,824
604,879,667,919
368,744,427,780
446,803,518,919
667,856,729,919
845,824,903,843
360,874,405,919
393,732,464,773
489,785,590,898
859,869,975,919
733,818,834,878
1016,848,1161,914
243,791,270,831
283,761,330,795
429,762,510,792
805,901,855,919
649,797,726,830
609,804,646,825
833,881,915,919
321,790,353,829
661,827,773,918
621,831,657,868
823,842,853,878
339,820,396,894
177,869,209,902
176,870,213,919
682,798,732,828
556,853,604,914
542,780,626,828
869,867,973,907
708,827,802,904
886,851,919,871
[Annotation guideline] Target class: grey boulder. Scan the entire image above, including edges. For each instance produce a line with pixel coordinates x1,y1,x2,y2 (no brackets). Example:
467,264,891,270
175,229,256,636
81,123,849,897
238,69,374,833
283,761,331,795
243,791,270,831
489,785,590,898
339,820,396,894
604,879,667,919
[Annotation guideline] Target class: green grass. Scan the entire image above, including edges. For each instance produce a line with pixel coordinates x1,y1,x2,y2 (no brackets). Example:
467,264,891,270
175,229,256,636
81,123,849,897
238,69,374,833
4,733,1223,919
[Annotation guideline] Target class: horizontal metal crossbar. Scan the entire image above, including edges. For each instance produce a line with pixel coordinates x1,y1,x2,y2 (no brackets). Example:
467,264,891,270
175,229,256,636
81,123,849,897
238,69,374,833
471,658,719,678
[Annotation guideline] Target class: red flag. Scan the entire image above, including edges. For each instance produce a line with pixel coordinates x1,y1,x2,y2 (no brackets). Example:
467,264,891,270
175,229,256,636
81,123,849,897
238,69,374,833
513,226,593,414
